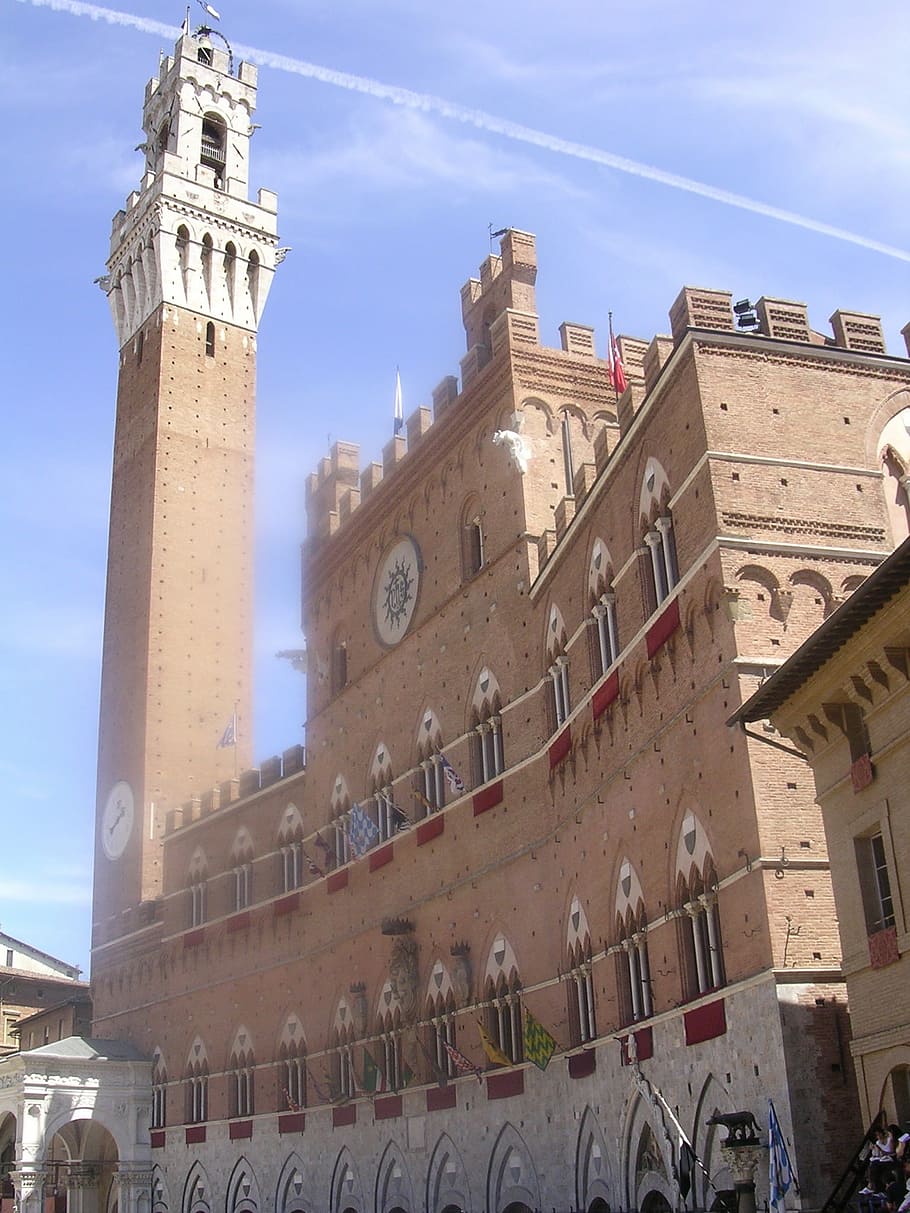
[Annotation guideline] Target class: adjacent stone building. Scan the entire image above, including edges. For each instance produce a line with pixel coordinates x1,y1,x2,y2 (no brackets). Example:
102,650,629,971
3,21,910,1213
732,536,910,1132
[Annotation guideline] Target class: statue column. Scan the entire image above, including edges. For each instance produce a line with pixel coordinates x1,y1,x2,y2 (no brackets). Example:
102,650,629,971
719,1144,766,1213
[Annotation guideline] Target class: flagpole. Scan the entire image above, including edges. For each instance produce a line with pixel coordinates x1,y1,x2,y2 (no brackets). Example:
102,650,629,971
233,701,238,779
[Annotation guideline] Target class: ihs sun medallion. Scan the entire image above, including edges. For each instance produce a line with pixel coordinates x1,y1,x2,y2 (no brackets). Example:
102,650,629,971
383,556,414,630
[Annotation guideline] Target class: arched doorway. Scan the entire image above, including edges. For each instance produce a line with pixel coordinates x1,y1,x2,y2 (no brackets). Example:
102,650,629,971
0,1113,16,1213
45,1121,120,1213
641,1193,672,1213
589,1201,611,1213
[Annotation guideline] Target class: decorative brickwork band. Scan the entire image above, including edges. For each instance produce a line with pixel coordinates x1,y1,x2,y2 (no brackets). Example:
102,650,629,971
684,998,727,1045
592,670,620,721
273,892,299,916
327,870,349,894
568,1049,596,1079
417,815,445,845
369,843,394,872
473,779,504,817
426,1084,457,1112
374,1095,402,1120
646,597,680,658
486,1069,525,1100
549,726,572,770
278,1111,306,1134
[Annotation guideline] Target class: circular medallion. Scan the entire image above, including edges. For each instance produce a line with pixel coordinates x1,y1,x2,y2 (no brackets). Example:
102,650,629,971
101,781,135,860
373,535,421,647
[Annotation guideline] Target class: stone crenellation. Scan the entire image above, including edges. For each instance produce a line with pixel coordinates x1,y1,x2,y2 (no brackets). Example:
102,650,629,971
305,249,896,550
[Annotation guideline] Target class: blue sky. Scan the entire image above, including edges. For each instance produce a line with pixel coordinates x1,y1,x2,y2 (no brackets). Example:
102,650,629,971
1,0,907,974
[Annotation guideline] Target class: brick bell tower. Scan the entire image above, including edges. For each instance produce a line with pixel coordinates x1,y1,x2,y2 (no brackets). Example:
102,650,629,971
93,25,278,939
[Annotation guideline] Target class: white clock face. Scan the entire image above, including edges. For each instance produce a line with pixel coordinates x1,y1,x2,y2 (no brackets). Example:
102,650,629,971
373,535,421,647
101,781,135,860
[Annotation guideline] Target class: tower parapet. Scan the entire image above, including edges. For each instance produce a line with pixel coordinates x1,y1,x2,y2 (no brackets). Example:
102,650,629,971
104,27,279,348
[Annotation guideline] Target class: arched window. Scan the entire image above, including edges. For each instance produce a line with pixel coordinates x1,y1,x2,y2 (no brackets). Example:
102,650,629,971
560,409,575,495
176,224,190,294
188,849,208,927
152,1049,168,1128
330,775,351,866
565,898,597,1046
205,320,215,358
460,495,486,579
199,112,226,187
377,1007,403,1091
471,669,504,785
230,830,254,912
280,1037,307,1111
546,605,570,731
227,1028,255,1118
414,710,445,816
427,987,458,1079
331,1020,356,1101
223,241,237,307
616,909,653,1025
201,233,214,303
185,1040,209,1123
639,459,679,610
644,514,678,608
484,972,523,1065
588,541,619,678
247,249,260,315
278,805,304,894
678,867,724,999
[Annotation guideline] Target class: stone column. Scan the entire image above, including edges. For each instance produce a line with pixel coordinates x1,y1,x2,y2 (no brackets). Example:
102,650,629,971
117,1168,153,1213
720,1144,766,1213
10,1168,46,1213
65,1166,100,1213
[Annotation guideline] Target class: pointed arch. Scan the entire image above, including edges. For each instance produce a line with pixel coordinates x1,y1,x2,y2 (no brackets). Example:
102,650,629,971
150,1166,169,1213
566,896,597,1046
375,1141,415,1213
469,667,505,786
426,1133,471,1213
225,1158,261,1213
486,1122,541,1213
181,1162,212,1213
275,1153,309,1213
276,1014,308,1111
330,1147,364,1213
575,1107,614,1213
675,812,724,998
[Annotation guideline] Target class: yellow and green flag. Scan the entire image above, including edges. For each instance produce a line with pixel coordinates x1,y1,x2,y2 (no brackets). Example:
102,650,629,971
523,1009,558,1071
476,1020,512,1068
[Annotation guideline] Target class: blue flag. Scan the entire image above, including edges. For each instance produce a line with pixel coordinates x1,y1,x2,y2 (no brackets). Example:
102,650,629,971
769,1099,797,1213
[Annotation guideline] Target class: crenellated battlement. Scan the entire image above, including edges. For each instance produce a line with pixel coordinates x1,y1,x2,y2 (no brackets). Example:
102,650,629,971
302,237,901,547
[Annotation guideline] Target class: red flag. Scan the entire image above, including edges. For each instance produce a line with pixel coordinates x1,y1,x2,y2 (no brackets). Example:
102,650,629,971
611,334,627,395
608,314,627,396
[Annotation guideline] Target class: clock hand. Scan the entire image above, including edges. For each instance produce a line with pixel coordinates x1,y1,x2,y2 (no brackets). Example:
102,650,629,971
108,805,126,836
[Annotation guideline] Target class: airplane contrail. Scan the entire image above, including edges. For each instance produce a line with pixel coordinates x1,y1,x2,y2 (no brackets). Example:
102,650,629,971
15,0,910,263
